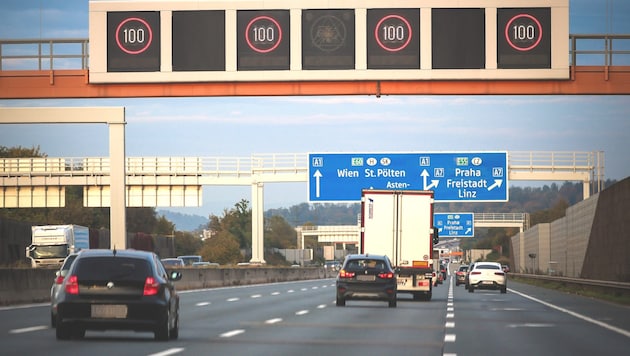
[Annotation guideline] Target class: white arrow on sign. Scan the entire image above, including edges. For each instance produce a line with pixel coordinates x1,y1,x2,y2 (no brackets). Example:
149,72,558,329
313,170,323,198
465,228,472,235
487,179,503,191
421,169,440,190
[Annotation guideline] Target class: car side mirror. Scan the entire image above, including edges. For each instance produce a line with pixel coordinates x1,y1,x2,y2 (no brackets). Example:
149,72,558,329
433,228,439,245
170,271,183,281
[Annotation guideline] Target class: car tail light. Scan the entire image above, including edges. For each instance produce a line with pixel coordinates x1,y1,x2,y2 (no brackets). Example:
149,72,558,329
470,271,481,275
339,269,355,278
65,275,79,295
55,275,65,285
494,271,505,276
143,277,160,296
377,272,394,279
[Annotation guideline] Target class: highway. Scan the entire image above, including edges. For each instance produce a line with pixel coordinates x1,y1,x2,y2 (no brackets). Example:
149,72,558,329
1,275,628,356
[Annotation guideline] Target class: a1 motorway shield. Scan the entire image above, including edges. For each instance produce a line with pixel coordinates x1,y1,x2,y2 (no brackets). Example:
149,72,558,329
434,213,474,237
308,152,508,202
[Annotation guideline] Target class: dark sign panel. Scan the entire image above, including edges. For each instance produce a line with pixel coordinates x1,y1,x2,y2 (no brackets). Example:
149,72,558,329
172,11,225,71
367,9,420,69
432,8,485,69
237,10,290,71
107,11,160,72
302,9,355,70
497,8,551,68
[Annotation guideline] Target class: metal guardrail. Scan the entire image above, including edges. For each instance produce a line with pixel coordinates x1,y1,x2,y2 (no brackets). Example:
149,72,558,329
0,38,89,71
512,273,630,300
0,35,629,71
569,34,630,66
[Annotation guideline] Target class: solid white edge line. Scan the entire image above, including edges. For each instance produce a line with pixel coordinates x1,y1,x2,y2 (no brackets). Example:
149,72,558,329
509,288,630,338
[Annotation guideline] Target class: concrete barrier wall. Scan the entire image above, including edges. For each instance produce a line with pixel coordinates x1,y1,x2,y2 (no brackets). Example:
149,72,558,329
0,267,330,306
510,176,629,280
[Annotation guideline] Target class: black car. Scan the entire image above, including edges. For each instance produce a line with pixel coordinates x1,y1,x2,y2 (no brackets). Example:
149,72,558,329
336,254,397,308
55,249,182,341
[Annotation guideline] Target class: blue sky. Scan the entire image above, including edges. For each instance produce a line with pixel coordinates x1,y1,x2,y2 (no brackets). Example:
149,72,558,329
1,0,629,217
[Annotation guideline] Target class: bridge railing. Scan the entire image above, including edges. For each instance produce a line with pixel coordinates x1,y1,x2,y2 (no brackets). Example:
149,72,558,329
1,35,629,71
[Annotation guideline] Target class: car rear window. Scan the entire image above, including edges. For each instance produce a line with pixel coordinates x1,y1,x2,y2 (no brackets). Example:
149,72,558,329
475,264,501,270
75,257,151,281
345,259,387,270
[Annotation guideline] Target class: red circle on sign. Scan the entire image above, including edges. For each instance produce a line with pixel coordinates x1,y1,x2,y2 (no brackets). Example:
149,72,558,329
505,14,542,52
115,17,153,55
245,16,282,54
374,14,412,52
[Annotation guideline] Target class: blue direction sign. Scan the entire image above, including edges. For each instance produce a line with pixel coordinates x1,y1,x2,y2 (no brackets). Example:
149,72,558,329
434,213,474,237
308,152,508,202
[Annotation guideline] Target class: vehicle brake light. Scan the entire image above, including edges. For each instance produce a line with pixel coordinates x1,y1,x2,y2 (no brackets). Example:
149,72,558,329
339,270,355,278
494,272,505,276
377,272,394,279
470,271,481,275
55,275,65,285
143,277,160,296
65,275,79,295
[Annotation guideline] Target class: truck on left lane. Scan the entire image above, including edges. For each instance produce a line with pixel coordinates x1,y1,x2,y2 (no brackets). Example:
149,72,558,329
26,225,90,268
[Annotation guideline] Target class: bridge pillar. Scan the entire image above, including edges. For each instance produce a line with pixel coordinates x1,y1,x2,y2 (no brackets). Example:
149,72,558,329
250,181,266,264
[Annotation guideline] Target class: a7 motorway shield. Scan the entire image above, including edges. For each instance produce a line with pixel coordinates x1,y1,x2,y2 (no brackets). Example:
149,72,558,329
308,152,508,202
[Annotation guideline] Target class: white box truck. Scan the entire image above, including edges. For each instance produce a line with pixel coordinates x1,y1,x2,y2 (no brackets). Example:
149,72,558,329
360,189,439,301
26,225,90,268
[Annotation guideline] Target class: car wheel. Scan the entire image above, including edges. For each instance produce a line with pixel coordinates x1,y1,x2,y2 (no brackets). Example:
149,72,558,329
72,327,85,339
336,296,346,307
155,310,170,341
170,311,179,340
51,311,56,328
388,298,397,308
501,286,507,294
56,320,71,340
468,286,474,293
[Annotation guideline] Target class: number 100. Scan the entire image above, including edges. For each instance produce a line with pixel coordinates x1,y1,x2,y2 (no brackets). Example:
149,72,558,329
511,24,535,41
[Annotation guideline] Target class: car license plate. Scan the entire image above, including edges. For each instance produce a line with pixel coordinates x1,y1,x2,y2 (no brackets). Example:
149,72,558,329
91,304,127,319
356,275,375,281
397,277,411,287
482,281,494,285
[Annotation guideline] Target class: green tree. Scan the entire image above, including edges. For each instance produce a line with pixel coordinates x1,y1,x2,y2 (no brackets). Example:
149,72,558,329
0,145,46,158
264,215,297,248
173,231,203,257
199,230,242,264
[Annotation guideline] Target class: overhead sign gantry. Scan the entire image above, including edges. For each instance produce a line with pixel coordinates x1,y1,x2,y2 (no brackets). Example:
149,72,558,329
89,0,569,83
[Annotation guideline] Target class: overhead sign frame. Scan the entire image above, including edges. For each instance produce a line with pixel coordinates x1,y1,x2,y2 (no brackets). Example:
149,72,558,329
89,0,569,83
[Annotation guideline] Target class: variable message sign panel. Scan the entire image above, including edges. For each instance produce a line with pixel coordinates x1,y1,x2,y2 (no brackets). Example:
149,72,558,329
308,152,508,202
89,1,569,83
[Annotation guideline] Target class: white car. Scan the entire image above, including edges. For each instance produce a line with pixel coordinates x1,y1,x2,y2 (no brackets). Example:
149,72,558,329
467,262,507,293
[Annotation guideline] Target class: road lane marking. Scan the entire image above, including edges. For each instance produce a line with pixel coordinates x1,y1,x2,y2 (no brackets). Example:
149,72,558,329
220,329,245,338
295,310,309,315
147,348,185,356
445,322,455,328
510,288,630,338
251,294,262,298
227,297,240,302
271,292,280,296
9,325,48,334
444,334,456,342
196,302,210,306
265,318,283,324
317,304,327,309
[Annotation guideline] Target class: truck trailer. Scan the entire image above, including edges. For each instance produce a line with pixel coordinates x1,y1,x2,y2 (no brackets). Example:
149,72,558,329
360,189,439,301
26,225,90,268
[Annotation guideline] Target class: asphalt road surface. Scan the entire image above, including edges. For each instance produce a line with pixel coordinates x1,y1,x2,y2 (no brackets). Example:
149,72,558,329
1,275,628,356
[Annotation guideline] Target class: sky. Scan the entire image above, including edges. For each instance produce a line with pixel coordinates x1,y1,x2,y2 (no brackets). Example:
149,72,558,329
1,0,629,217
